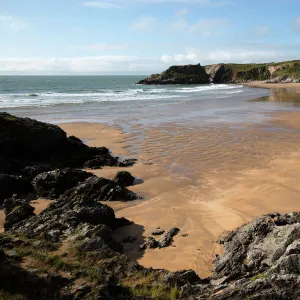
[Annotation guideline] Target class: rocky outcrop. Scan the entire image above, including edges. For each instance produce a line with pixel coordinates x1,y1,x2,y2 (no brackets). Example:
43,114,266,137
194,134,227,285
140,227,180,249
32,168,94,199
0,174,33,204
0,113,135,175
138,64,210,85
139,60,300,85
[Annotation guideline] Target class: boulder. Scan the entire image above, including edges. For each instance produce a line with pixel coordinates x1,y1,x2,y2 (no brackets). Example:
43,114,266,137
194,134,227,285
4,196,35,230
71,176,139,202
0,113,136,174
32,168,93,199
113,171,135,187
0,174,33,204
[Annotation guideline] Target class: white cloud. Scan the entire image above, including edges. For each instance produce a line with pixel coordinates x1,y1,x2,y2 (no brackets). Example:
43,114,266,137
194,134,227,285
175,8,189,17
160,47,290,65
292,16,300,32
83,0,233,8
130,16,156,31
0,46,297,75
252,25,269,37
0,16,27,32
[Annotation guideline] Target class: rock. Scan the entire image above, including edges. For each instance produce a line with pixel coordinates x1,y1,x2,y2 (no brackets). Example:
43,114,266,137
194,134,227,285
21,165,51,180
138,64,210,85
114,171,135,187
32,168,93,199
163,270,201,287
0,113,136,174
141,228,180,250
71,176,139,202
140,237,160,250
0,174,33,204
158,227,180,248
4,196,35,230
151,230,165,236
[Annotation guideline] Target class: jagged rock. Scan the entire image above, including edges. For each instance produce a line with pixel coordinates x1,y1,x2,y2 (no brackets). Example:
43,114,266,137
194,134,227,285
163,270,201,287
21,165,51,180
3,197,35,230
114,171,135,187
141,228,180,250
158,227,180,248
0,113,136,175
70,176,139,202
0,174,33,204
151,229,165,236
32,168,93,199
140,237,160,250
138,64,210,85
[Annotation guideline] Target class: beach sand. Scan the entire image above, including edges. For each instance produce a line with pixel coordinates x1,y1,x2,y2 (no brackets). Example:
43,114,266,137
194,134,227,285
65,108,300,278
246,81,300,89
2,88,300,278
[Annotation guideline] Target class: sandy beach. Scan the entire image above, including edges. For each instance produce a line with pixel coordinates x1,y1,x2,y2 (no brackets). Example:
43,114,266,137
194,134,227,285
2,86,300,279
65,97,300,278
246,81,300,89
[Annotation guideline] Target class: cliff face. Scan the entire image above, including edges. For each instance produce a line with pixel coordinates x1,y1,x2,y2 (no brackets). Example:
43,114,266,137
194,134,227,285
137,64,210,85
139,60,300,85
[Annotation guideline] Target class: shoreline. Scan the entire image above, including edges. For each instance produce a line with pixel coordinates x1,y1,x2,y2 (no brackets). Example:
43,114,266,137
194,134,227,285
60,108,300,277
245,81,300,89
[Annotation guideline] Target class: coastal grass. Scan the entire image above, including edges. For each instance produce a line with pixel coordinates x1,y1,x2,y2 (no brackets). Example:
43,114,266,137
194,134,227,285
130,285,181,300
250,273,268,281
14,245,106,283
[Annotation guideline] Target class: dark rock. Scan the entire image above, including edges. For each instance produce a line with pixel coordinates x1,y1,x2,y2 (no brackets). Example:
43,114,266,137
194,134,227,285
0,174,33,204
0,113,136,174
158,227,180,248
21,165,51,180
138,64,210,85
140,237,160,250
4,196,35,230
114,171,135,187
151,230,165,236
71,176,139,202
32,168,93,199
163,270,201,287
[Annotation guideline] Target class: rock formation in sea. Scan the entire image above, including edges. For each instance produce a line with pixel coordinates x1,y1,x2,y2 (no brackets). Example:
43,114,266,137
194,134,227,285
138,60,300,85
137,64,210,85
0,113,300,299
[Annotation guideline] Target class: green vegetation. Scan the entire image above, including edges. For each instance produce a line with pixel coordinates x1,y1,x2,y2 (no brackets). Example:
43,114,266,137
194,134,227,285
250,273,268,281
130,285,181,300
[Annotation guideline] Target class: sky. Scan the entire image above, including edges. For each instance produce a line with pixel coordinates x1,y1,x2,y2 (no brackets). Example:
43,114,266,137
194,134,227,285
0,0,300,75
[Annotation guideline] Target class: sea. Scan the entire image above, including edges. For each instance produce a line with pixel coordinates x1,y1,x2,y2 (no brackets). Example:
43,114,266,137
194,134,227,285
0,75,296,128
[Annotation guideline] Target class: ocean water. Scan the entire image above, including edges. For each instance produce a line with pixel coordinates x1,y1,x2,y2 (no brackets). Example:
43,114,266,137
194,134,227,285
0,75,290,127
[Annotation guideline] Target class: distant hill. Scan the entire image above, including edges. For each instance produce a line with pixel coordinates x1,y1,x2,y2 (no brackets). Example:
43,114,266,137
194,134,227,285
138,60,300,85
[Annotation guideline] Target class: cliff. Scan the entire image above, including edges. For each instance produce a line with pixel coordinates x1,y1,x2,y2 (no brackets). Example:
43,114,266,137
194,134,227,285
138,60,300,85
137,64,210,85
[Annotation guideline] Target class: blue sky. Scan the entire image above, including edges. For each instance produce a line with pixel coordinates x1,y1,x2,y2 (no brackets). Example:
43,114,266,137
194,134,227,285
0,0,300,74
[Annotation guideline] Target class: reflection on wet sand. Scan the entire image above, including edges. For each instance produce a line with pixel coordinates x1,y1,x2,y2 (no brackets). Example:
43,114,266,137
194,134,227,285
250,88,300,106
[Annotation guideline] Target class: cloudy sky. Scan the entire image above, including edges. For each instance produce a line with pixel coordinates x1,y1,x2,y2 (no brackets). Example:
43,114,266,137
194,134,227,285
1,0,300,74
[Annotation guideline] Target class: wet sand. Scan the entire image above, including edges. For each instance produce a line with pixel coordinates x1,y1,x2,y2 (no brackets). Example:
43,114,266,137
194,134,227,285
61,100,300,278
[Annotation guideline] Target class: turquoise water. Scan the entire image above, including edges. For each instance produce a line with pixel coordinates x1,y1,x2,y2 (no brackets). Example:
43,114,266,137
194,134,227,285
0,75,279,126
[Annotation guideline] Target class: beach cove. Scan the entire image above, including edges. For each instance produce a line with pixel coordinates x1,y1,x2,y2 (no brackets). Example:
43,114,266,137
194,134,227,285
2,78,300,278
